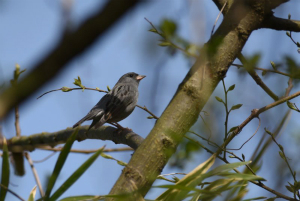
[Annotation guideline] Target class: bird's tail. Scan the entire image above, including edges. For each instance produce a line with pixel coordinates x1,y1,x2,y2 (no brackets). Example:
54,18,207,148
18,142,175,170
73,116,89,128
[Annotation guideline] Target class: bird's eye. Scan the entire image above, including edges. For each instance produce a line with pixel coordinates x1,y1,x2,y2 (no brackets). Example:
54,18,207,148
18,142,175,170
129,74,134,77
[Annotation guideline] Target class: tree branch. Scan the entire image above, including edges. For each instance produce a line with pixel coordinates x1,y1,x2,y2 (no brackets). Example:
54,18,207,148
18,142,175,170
0,0,139,119
238,54,279,101
262,16,300,32
0,126,144,152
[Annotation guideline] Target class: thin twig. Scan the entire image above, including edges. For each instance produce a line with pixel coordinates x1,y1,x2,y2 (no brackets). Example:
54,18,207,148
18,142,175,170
0,183,25,201
227,117,261,150
184,135,296,200
144,18,198,58
211,1,227,37
37,87,107,99
220,90,300,155
24,152,44,197
232,63,293,78
285,78,294,97
14,106,21,137
199,113,212,143
136,105,159,119
32,152,57,163
37,87,159,120
266,128,300,199
32,146,133,163
238,54,279,101
38,146,133,154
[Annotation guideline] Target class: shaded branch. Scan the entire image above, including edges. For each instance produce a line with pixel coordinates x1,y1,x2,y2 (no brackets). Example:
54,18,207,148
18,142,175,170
238,54,279,101
0,126,144,152
262,16,300,32
0,0,139,119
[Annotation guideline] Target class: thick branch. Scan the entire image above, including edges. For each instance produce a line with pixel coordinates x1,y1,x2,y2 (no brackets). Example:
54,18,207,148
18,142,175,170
262,16,300,32
0,0,139,119
0,126,144,152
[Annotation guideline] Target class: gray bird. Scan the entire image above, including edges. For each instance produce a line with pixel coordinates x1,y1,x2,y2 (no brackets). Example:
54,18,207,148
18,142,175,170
73,72,145,131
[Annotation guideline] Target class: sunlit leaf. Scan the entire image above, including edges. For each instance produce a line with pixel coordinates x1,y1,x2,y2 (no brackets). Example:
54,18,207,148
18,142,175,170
159,19,177,37
215,96,224,103
44,129,79,200
230,104,243,111
227,84,235,92
27,186,37,201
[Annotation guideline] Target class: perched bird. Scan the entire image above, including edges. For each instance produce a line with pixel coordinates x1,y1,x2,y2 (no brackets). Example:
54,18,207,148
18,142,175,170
73,72,145,131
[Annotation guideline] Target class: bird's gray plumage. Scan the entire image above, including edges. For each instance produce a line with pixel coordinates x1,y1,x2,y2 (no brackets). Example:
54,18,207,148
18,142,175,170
73,72,145,130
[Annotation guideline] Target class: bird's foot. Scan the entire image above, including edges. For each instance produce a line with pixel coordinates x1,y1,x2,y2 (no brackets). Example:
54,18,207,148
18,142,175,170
111,123,132,134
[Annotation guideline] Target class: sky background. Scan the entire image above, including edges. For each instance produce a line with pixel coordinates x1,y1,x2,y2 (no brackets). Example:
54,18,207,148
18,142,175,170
1,0,300,200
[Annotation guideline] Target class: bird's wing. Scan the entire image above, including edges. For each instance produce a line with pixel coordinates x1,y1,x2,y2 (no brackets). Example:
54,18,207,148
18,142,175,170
104,84,136,121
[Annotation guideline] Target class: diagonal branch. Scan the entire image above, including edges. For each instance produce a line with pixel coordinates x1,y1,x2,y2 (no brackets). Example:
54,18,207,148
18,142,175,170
0,126,144,152
238,54,279,101
0,0,139,119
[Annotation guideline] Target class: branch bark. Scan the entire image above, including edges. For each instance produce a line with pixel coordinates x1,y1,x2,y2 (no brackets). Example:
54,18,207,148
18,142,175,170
262,16,300,32
0,126,143,152
0,0,139,120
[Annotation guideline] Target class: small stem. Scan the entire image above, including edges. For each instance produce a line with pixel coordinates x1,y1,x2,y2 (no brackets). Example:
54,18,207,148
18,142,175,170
222,79,229,159
14,106,21,137
25,152,44,197
0,184,25,201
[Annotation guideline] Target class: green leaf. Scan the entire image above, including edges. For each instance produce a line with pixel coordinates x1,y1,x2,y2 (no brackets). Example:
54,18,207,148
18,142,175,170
107,85,111,92
147,116,155,119
287,101,300,112
0,138,9,201
219,172,266,181
231,104,243,111
61,87,72,92
270,61,276,70
117,161,127,166
10,64,26,86
261,70,267,76
285,185,294,193
215,96,224,103
148,28,157,33
44,129,79,200
60,195,101,201
286,31,291,37
243,196,267,201
243,54,261,72
227,84,235,92
279,151,285,160
73,76,85,91
49,147,104,201
228,126,239,133
100,153,113,159
159,42,171,47
27,186,37,201
159,19,177,37
156,154,216,201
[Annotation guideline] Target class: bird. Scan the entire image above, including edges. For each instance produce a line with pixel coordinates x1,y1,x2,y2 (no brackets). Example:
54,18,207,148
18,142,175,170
73,72,146,131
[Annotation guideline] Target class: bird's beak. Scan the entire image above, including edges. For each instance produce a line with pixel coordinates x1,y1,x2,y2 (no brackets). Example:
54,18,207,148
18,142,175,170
136,75,146,80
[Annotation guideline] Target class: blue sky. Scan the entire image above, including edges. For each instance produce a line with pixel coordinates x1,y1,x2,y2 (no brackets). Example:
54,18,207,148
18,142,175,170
1,0,300,200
